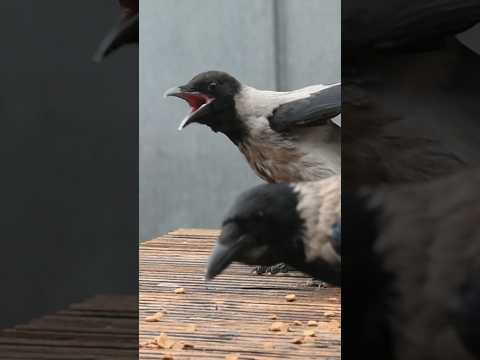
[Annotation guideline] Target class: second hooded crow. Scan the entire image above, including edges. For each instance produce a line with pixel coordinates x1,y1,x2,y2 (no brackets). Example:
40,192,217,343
165,71,341,183
205,175,341,286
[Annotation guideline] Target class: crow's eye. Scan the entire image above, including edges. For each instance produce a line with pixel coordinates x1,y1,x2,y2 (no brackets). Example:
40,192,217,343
208,82,217,91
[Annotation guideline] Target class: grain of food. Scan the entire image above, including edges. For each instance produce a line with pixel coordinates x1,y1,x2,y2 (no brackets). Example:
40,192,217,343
324,311,335,317
293,320,302,326
174,288,185,294
185,324,198,332
145,312,164,322
173,341,194,350
303,329,316,337
291,337,304,344
225,354,240,360
269,314,278,320
307,320,318,326
263,341,275,349
269,321,290,332
162,354,174,360
155,333,176,349
285,294,297,302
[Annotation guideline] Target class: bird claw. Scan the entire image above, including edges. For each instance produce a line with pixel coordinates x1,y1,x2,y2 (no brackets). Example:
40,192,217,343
306,279,331,288
253,263,294,275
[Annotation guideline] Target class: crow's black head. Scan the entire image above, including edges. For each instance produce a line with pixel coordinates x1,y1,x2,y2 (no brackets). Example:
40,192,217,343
165,71,247,143
206,183,305,280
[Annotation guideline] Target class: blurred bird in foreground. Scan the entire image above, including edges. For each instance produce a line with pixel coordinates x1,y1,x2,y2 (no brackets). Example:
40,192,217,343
343,167,480,360
206,175,341,286
93,0,139,62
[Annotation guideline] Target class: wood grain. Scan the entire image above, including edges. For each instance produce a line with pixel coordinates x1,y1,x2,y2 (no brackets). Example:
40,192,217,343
0,229,341,360
139,228,341,359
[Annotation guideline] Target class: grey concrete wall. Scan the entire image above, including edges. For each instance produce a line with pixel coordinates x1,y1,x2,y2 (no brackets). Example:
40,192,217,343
140,0,340,241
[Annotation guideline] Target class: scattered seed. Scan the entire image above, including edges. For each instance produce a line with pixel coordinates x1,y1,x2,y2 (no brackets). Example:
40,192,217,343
291,337,304,344
155,333,175,349
303,329,316,337
285,294,297,302
269,314,278,320
263,342,275,349
185,324,197,332
225,354,239,360
324,311,335,317
173,341,194,350
145,312,164,322
307,320,318,326
270,321,289,332
293,320,302,326
162,354,174,360
174,288,185,294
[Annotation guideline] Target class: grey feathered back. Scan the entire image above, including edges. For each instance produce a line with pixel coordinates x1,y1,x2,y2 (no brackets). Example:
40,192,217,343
294,176,341,266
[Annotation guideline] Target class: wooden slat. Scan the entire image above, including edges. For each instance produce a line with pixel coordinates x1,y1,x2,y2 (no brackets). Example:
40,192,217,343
139,229,341,360
0,295,137,360
0,229,341,360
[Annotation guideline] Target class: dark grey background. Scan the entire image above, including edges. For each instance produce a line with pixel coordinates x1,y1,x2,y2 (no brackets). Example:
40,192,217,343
0,1,138,328
140,0,341,241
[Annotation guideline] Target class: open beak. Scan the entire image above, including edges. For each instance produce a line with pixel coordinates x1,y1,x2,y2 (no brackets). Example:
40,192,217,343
164,86,215,130
93,9,138,62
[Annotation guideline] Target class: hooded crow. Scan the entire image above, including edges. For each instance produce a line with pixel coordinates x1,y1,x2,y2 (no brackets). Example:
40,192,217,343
205,175,341,286
343,168,480,360
165,71,341,183
93,0,139,62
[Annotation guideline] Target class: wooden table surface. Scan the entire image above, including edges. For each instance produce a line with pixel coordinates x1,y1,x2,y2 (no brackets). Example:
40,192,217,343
140,228,341,360
0,294,137,359
0,229,341,360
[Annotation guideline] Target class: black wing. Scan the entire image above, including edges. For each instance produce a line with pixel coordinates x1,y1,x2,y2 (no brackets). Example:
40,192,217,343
268,83,341,133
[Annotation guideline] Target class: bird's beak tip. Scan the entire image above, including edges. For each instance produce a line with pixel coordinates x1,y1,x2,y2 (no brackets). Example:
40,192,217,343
163,86,182,99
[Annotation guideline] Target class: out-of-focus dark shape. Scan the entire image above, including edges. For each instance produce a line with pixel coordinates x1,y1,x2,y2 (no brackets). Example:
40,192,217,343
343,1,480,359
206,176,341,286
343,0,480,54
342,0,480,192
344,168,480,360
93,0,138,62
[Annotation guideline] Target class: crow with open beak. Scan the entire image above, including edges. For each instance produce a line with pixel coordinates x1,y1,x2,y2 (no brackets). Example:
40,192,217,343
165,71,341,183
93,0,139,62
205,175,341,286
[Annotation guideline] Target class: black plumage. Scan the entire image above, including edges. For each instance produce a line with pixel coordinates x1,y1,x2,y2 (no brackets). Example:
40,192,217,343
344,168,480,360
343,0,480,192
206,176,341,286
